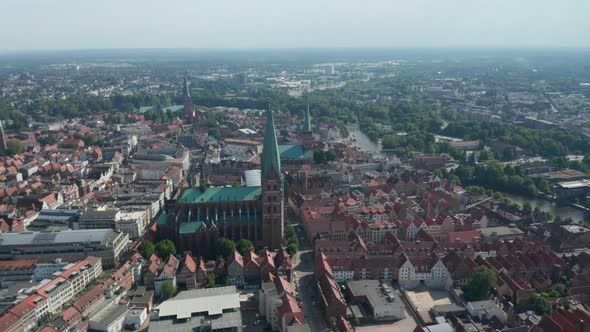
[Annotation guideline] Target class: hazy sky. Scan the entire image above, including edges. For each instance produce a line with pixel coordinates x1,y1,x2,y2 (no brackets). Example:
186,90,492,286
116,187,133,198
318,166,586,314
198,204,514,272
1,0,588,50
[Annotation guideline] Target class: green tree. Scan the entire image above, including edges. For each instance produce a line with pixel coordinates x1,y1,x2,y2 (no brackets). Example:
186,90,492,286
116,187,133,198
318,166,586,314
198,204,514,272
530,294,553,315
313,149,327,164
138,240,155,259
155,240,176,259
284,224,299,256
236,239,254,255
161,280,176,300
5,140,24,156
286,243,298,256
217,237,236,258
522,202,532,215
205,273,216,288
463,266,496,301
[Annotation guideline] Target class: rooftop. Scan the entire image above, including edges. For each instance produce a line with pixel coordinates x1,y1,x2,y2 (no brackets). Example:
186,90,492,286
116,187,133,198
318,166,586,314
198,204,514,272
155,286,240,319
346,280,403,314
557,179,590,189
90,304,129,325
177,186,261,204
279,144,313,160
148,309,242,332
0,229,121,247
480,226,524,238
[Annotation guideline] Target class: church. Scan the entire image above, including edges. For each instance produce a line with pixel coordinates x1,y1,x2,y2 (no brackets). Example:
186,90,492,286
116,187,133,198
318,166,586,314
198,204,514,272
158,110,285,257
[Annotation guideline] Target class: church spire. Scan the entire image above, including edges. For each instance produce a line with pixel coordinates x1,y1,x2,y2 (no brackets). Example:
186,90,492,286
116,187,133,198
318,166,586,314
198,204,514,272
261,109,281,177
183,77,191,98
0,120,6,152
304,98,312,133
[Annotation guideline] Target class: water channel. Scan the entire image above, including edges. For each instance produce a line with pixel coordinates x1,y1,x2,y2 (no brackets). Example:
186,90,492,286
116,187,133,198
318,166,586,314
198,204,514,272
500,192,586,222
347,125,587,222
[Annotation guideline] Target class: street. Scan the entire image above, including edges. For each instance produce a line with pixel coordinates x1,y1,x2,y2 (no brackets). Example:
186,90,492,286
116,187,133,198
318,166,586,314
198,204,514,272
290,222,329,332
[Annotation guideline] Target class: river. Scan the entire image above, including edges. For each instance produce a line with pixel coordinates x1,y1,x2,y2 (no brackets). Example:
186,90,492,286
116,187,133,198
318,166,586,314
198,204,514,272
500,192,587,222
347,125,401,163
347,125,585,222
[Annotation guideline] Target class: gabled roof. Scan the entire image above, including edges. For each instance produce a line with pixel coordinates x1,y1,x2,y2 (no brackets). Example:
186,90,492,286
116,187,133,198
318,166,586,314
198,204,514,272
229,249,244,267
180,254,197,274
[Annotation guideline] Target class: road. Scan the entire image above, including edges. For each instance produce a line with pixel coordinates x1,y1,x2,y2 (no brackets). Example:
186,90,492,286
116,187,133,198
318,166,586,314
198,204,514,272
290,223,329,332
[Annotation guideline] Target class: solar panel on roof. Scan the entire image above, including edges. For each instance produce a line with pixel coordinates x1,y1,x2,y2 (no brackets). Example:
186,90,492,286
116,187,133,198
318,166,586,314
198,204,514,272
32,233,57,244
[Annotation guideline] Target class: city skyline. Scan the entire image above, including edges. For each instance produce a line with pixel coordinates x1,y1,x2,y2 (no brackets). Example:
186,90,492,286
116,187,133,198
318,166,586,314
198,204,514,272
1,0,589,51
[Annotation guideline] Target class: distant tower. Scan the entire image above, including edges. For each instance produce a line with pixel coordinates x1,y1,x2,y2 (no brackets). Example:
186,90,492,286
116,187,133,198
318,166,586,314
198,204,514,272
261,109,284,249
183,77,195,123
302,98,313,149
0,120,7,154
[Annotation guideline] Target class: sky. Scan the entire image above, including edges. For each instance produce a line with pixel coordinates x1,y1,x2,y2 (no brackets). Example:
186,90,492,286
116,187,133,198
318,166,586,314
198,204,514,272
0,0,589,51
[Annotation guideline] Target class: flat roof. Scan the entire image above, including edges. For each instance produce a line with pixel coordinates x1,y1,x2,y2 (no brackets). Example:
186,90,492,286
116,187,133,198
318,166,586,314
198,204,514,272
148,309,242,332
346,280,403,312
557,180,590,189
91,304,128,325
0,229,119,247
155,286,240,319
480,226,524,237
177,186,261,204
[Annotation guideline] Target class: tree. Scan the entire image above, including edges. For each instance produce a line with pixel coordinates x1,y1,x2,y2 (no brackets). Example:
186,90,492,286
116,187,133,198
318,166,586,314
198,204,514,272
5,139,24,156
155,240,176,259
284,224,299,256
217,237,236,258
530,294,553,315
236,239,254,255
138,240,155,259
463,266,496,301
286,243,298,256
522,202,533,215
161,280,176,300
205,273,216,288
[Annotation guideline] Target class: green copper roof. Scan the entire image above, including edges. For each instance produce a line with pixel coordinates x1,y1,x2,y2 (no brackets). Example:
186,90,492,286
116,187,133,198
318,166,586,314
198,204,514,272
178,186,262,204
138,105,184,114
157,211,168,225
279,144,313,160
261,110,281,177
179,221,206,234
183,77,191,98
304,102,312,133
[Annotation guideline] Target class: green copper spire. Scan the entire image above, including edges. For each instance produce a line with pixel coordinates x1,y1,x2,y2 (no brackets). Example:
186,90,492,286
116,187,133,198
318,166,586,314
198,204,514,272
261,110,281,177
183,77,191,98
303,100,312,133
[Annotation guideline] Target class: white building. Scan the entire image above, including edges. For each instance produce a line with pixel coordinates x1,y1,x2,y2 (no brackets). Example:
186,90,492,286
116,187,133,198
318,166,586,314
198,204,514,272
149,286,243,332
124,307,147,330
33,258,69,281
398,254,451,290
116,210,148,239
29,256,102,315
466,300,506,322
89,304,129,332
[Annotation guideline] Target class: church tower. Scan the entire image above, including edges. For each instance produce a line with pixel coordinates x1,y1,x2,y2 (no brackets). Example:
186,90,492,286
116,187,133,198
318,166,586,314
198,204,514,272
183,77,195,123
261,109,284,249
0,120,7,154
302,100,313,149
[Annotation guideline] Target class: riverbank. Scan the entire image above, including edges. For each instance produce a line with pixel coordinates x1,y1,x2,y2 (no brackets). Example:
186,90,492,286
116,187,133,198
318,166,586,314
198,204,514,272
500,192,586,222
